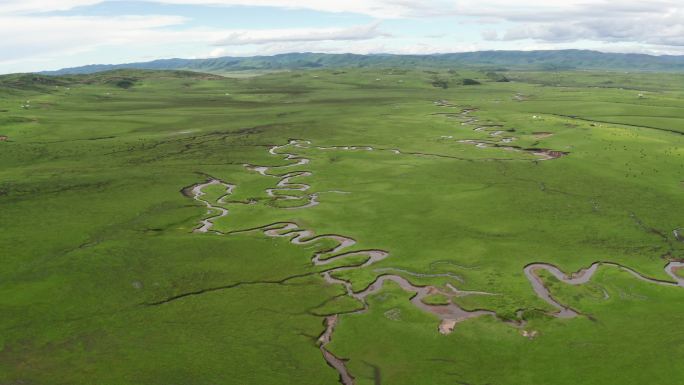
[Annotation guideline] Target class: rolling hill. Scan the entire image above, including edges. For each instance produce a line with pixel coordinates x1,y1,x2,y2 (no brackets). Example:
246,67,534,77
38,50,684,76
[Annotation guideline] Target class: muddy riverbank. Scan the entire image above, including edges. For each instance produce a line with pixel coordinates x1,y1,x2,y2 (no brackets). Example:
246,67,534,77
524,261,684,318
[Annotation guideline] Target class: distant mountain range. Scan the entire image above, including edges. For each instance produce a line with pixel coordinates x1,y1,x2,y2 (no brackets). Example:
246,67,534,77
39,50,684,75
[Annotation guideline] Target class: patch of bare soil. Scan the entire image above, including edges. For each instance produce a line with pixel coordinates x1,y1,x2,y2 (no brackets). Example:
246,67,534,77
438,319,457,335
532,132,553,139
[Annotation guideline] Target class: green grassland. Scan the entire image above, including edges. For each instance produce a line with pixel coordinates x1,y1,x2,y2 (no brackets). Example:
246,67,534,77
1,67,683,384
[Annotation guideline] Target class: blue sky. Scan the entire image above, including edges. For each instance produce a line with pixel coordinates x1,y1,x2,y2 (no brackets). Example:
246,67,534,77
1,0,683,73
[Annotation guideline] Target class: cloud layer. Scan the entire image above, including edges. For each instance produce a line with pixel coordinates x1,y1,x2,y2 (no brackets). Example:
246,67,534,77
212,22,387,46
479,1,684,47
3,0,684,73
149,0,447,19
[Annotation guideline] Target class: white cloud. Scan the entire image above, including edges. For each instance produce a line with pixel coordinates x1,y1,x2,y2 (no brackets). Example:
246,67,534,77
146,0,684,49
149,0,450,19
145,0,684,22
0,15,190,63
208,47,228,57
479,1,684,47
4,0,684,73
212,22,387,46
0,0,103,15
480,30,498,40
0,12,387,73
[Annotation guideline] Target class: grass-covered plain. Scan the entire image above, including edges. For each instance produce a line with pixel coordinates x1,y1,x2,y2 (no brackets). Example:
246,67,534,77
1,68,683,384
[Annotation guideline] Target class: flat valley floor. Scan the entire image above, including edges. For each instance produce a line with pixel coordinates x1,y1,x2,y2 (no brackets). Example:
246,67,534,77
1,68,684,385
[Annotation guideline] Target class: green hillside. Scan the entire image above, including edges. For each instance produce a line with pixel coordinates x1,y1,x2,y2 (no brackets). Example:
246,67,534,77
38,50,684,76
